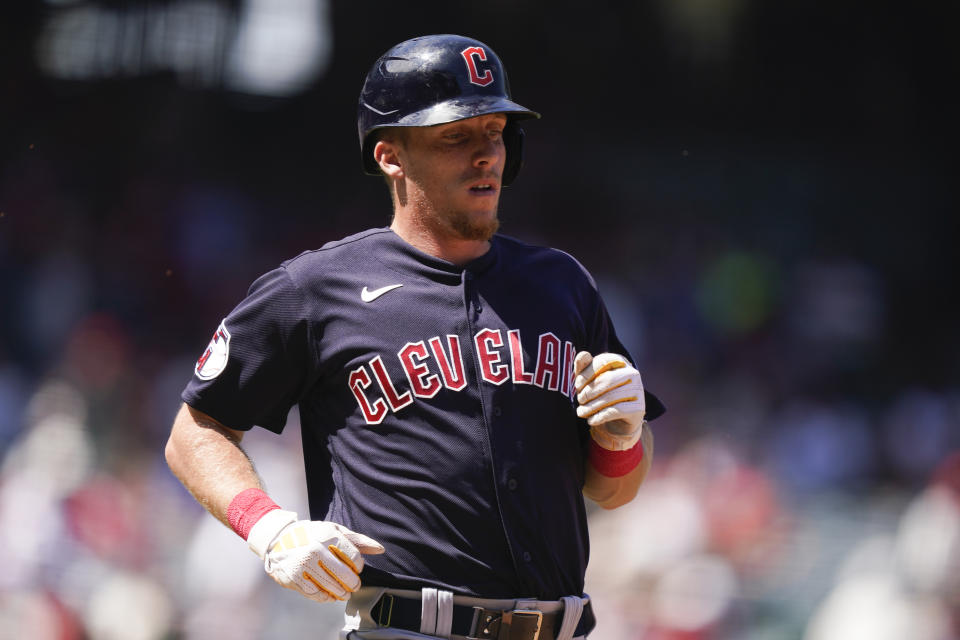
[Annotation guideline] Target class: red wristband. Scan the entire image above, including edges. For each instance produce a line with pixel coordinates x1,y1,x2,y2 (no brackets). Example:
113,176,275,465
227,488,280,540
589,438,644,477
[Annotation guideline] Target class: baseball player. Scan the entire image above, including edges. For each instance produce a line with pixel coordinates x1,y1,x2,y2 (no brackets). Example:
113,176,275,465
165,34,665,640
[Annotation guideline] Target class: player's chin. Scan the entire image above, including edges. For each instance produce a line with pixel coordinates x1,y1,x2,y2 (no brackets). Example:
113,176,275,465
451,211,499,241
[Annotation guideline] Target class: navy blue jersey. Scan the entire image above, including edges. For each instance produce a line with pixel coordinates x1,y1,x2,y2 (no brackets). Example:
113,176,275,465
182,228,664,600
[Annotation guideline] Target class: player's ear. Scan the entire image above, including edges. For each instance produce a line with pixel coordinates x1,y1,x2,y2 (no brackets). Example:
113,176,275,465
373,138,404,179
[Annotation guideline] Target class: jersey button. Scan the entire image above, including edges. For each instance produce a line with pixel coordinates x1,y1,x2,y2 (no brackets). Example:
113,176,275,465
523,551,532,562
493,406,502,417
507,478,517,491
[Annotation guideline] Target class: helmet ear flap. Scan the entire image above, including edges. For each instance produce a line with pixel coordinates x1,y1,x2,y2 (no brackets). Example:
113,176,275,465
502,120,525,187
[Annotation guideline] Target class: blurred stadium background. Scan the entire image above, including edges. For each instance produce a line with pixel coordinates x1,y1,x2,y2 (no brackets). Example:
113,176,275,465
0,1,957,638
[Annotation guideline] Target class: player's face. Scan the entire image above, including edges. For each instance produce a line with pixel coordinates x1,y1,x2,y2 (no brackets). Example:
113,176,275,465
398,113,508,242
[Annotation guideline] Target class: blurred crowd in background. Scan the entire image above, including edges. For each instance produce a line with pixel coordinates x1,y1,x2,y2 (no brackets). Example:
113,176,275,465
0,1,957,639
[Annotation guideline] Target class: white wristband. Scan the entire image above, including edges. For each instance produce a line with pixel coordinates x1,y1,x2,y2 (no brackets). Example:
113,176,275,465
247,508,298,559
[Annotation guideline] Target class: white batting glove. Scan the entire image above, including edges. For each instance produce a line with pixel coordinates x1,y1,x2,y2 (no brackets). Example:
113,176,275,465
574,351,646,451
247,509,385,603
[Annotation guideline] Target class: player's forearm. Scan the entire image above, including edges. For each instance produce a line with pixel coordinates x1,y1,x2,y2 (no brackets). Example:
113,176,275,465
583,422,654,509
165,403,262,527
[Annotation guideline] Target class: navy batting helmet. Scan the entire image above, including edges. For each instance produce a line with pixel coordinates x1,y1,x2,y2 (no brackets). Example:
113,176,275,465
357,34,540,186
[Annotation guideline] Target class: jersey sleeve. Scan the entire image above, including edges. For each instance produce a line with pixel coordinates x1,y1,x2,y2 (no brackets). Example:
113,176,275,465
181,266,316,432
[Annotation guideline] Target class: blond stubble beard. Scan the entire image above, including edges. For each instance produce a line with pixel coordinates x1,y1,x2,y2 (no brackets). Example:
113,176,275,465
395,152,502,243
448,208,500,241
407,187,501,243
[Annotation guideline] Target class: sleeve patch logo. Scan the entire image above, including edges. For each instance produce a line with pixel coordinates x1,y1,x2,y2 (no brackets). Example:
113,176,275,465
195,321,231,380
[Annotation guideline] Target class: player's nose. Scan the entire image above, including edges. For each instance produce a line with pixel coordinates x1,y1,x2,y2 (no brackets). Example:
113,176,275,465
472,135,503,170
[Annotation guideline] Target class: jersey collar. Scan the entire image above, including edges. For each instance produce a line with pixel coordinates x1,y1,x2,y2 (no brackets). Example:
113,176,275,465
375,228,500,283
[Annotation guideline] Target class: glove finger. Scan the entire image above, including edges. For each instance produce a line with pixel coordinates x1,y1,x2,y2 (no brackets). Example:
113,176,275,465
268,561,340,602
577,397,645,425
302,587,337,604
577,386,645,420
327,542,365,579
307,522,361,574
574,353,629,395
339,527,386,555
275,524,361,596
301,561,351,600
573,351,593,377
324,538,372,589
576,366,640,405
328,524,384,573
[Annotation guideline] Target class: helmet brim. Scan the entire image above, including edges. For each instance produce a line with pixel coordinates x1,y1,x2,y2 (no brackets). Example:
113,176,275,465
361,96,539,175
395,96,540,127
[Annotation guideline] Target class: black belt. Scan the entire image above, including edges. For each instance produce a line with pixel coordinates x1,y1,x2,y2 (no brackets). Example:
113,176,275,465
370,593,595,640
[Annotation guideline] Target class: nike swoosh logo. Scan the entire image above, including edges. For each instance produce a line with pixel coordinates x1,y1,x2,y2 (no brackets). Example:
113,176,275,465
361,101,400,116
361,284,403,303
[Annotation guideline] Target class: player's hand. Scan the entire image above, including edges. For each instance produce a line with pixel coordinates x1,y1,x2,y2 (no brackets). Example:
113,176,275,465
573,351,646,451
246,509,385,603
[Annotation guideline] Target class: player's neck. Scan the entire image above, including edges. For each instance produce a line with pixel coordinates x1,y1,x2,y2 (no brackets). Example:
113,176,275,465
390,217,491,266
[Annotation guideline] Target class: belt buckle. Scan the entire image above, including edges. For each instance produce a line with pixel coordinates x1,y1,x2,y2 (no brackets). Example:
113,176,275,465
508,609,542,640
375,593,395,627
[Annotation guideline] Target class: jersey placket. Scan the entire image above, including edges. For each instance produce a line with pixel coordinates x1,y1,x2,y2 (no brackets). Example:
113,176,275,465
461,268,534,593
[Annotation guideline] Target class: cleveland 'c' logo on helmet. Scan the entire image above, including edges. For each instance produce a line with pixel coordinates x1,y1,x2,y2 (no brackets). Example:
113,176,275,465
461,46,494,87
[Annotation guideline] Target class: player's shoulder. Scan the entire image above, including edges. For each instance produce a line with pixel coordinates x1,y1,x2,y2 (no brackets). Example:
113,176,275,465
493,233,598,287
278,228,392,276
285,228,391,263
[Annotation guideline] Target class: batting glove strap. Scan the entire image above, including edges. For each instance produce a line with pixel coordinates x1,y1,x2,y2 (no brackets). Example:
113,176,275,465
247,508,299,559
